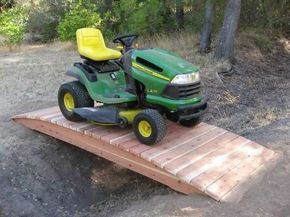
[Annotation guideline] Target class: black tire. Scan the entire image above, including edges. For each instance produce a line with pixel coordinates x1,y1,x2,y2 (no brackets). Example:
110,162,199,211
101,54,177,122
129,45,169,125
58,81,94,122
179,117,201,127
133,109,166,145
118,117,128,129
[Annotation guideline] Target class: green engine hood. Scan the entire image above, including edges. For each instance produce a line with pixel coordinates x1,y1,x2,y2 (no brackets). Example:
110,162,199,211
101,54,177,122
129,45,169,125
132,48,199,80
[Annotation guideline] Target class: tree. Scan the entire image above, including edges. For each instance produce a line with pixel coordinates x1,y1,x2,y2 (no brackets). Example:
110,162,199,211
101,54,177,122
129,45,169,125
57,2,102,41
0,6,28,46
214,0,241,61
103,0,112,12
0,0,15,11
175,0,184,30
199,0,215,53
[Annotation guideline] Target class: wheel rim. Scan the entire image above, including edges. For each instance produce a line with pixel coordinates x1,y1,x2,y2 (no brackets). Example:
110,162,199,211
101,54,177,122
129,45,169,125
64,92,75,112
138,120,152,138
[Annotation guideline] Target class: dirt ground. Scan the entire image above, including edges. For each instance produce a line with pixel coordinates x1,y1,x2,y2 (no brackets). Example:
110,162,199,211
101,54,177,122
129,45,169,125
0,37,289,217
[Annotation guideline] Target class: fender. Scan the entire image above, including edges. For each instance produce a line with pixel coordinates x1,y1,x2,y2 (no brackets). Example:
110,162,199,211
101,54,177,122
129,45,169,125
66,63,98,84
66,67,85,85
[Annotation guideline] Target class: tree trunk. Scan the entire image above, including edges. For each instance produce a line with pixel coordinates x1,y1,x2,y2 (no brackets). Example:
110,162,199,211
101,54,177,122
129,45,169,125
176,0,184,30
214,0,241,61
199,0,215,54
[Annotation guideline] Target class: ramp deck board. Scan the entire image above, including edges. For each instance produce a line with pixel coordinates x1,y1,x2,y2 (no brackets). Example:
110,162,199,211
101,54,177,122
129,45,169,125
13,106,280,202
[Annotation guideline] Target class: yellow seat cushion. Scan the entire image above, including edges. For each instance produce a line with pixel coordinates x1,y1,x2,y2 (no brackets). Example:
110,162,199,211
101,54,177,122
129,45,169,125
76,28,121,61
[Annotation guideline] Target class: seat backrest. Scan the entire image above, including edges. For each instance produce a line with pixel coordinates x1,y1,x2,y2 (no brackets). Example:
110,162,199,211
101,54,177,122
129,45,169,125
76,28,106,51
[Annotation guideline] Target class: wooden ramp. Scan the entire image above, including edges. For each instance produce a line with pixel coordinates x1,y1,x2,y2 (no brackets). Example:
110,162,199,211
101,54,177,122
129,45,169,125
13,106,280,202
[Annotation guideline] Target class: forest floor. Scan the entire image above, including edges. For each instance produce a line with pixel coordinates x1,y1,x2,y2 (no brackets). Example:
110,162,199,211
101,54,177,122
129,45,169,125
0,34,289,217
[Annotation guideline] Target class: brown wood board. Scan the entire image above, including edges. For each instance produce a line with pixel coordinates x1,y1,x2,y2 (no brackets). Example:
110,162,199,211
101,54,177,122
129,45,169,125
13,107,280,202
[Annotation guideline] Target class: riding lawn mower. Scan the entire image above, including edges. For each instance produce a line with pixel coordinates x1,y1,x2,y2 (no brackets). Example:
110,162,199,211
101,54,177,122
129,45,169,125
58,28,208,145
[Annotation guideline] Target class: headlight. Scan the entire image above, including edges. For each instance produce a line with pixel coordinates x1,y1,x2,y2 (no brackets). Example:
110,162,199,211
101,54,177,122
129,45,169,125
171,72,200,84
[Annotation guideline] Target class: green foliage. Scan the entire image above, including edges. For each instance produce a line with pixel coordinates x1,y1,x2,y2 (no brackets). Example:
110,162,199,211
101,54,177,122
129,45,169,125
103,0,174,36
57,2,102,41
0,0,289,43
184,0,205,33
241,0,290,31
27,0,71,42
103,0,137,36
211,0,227,32
0,6,28,45
121,0,162,35
0,0,15,11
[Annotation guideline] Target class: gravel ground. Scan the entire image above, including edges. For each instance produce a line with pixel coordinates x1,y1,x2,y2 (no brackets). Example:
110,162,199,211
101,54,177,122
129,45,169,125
0,37,289,217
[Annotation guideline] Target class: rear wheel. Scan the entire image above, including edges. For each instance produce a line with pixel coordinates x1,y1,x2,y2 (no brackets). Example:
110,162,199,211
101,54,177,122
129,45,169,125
58,81,94,121
133,109,166,145
179,117,201,127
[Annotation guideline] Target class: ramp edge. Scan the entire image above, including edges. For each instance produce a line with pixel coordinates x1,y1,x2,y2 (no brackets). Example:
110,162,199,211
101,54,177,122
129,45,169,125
13,117,201,196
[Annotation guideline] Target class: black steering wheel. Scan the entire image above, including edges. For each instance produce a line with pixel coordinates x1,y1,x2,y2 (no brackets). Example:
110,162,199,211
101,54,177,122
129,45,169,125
113,34,139,48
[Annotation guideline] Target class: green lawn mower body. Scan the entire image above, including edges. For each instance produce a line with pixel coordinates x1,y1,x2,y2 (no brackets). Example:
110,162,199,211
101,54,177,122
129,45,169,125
58,28,207,145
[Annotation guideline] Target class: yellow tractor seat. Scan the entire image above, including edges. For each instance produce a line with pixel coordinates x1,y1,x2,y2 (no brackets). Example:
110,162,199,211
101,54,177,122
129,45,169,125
76,28,122,61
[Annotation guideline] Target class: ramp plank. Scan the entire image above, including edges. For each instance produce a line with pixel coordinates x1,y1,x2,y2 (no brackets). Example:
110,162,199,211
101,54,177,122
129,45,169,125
101,129,132,144
27,106,60,119
12,106,280,202
141,123,216,161
163,132,239,174
205,146,276,201
51,116,65,124
151,127,227,168
119,139,142,151
110,133,135,146
129,145,151,156
39,111,62,121
63,121,91,129
176,136,250,183
128,124,181,156
191,141,266,191
75,124,99,133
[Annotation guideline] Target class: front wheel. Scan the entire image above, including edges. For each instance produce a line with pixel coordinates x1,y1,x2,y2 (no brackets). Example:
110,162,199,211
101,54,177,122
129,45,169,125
179,117,201,127
133,109,166,145
58,81,94,122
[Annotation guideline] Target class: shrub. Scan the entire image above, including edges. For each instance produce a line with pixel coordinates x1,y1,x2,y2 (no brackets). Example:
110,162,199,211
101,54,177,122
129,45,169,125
27,0,71,42
0,6,28,45
126,0,163,35
103,0,137,36
105,0,174,36
57,2,102,41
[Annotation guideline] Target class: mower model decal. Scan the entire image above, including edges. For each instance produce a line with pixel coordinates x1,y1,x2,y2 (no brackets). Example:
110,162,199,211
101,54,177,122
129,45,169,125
147,89,158,94
132,62,170,81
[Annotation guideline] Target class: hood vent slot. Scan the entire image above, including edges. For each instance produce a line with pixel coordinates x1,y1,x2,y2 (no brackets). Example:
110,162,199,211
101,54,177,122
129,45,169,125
136,57,163,72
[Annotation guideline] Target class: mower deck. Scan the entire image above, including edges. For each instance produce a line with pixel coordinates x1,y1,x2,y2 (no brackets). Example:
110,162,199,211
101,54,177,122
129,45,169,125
13,106,280,202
